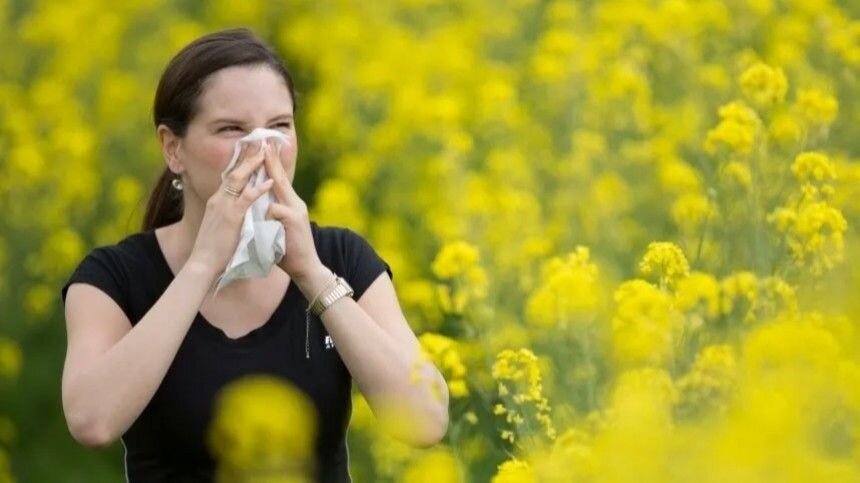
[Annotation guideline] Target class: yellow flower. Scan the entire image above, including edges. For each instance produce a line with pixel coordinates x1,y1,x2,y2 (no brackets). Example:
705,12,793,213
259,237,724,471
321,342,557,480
418,333,469,398
791,151,837,184
525,246,599,330
611,280,677,367
767,113,802,146
402,447,463,483
704,100,761,155
312,178,368,233
671,193,715,232
743,315,841,379
720,271,758,317
719,160,753,190
768,197,847,276
431,241,488,314
795,88,838,125
492,349,555,442
657,160,701,195
739,62,788,107
207,375,317,480
639,242,690,288
0,339,22,381
432,241,481,280
676,344,737,419
674,271,721,318
491,459,535,483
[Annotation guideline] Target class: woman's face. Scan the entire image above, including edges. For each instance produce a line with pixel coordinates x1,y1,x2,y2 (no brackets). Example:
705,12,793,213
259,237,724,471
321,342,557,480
164,64,298,202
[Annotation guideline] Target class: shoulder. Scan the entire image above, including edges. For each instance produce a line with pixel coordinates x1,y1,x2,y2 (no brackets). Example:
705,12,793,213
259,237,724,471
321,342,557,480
310,221,393,300
79,231,153,276
60,231,152,306
310,221,370,254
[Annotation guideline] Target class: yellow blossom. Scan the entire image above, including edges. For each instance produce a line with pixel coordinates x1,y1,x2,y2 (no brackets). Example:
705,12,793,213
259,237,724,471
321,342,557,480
795,88,838,125
611,280,678,367
791,151,837,184
418,332,469,399
525,246,599,330
674,271,721,318
491,459,535,483
401,447,463,483
639,242,690,288
704,100,762,155
739,62,788,107
675,344,737,419
719,160,753,189
207,375,317,481
492,349,556,443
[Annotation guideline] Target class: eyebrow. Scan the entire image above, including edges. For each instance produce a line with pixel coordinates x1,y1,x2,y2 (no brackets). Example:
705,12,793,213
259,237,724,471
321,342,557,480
210,114,293,125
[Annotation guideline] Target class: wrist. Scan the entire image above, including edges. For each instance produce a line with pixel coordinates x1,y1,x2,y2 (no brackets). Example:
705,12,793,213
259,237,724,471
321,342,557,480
179,258,220,290
294,263,337,302
184,254,220,280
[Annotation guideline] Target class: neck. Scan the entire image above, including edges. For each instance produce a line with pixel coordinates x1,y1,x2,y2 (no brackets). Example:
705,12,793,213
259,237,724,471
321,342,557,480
163,193,285,294
165,192,206,268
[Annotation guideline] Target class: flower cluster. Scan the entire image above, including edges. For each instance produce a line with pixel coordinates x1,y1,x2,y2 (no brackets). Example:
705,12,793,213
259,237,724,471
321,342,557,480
525,246,599,330
492,349,556,446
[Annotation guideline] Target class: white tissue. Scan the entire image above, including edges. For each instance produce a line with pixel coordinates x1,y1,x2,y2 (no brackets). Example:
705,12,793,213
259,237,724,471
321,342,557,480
212,127,292,295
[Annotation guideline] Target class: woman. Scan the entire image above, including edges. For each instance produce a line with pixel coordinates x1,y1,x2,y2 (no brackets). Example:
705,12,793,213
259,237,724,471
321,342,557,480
59,27,449,482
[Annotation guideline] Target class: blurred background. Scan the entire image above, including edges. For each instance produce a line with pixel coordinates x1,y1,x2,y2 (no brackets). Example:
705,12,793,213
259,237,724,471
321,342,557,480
2,0,860,481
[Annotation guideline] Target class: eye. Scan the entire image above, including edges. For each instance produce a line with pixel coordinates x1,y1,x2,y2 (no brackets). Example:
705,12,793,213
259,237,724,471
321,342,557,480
219,125,242,132
274,122,292,129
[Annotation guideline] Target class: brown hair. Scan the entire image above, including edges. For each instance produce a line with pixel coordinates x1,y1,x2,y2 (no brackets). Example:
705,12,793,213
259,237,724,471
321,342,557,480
142,27,298,231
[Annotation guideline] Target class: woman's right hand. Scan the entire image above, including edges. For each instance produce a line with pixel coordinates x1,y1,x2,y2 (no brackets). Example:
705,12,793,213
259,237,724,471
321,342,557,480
187,139,274,278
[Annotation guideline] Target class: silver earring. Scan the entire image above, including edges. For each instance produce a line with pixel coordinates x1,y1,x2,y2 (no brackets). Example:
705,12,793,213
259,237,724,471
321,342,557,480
171,176,183,191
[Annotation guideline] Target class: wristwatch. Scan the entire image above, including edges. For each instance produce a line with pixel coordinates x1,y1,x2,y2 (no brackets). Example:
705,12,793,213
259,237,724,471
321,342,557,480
308,276,354,317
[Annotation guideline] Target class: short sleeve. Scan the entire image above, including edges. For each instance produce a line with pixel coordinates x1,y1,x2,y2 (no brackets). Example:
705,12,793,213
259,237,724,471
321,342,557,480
340,228,393,301
60,247,132,321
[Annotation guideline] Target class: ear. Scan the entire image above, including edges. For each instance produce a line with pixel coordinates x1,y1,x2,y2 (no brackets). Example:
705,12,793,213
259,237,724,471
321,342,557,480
157,124,185,175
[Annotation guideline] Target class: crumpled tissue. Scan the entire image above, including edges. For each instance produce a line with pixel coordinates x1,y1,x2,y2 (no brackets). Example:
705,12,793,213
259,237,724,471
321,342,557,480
212,127,291,295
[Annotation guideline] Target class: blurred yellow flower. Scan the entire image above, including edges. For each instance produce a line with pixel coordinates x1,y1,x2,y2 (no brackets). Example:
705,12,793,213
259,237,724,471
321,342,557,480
0,339,22,381
417,332,469,399
611,280,677,367
674,271,721,318
671,192,715,232
675,344,736,419
740,62,788,107
525,246,599,330
795,88,838,125
767,112,802,146
704,100,761,155
791,151,837,184
769,196,847,276
400,447,462,483
491,459,535,483
431,241,488,314
207,375,317,481
719,160,753,190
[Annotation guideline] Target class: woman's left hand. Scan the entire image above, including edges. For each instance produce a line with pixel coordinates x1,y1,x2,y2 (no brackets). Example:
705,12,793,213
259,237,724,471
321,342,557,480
262,140,323,282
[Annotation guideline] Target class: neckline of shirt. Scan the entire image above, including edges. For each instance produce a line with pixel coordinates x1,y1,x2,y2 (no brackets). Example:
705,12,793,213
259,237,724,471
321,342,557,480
140,228,295,347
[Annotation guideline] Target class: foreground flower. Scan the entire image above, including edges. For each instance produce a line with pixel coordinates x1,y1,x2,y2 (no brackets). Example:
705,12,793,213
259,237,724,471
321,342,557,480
208,375,317,482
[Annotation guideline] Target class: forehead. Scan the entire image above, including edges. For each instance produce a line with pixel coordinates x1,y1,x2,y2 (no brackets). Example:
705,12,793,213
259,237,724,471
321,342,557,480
197,64,293,119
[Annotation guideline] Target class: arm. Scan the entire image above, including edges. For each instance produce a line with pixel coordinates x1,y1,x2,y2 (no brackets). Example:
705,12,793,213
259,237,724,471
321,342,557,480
294,265,449,448
61,261,218,448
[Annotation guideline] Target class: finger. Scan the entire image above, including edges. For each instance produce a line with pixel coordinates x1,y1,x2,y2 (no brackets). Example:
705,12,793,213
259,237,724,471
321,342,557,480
280,170,304,207
223,139,259,178
225,146,267,188
264,201,290,222
262,141,292,205
237,178,275,208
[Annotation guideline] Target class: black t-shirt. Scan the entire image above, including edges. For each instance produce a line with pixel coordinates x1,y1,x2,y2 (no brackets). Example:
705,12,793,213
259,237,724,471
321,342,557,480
60,221,392,482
